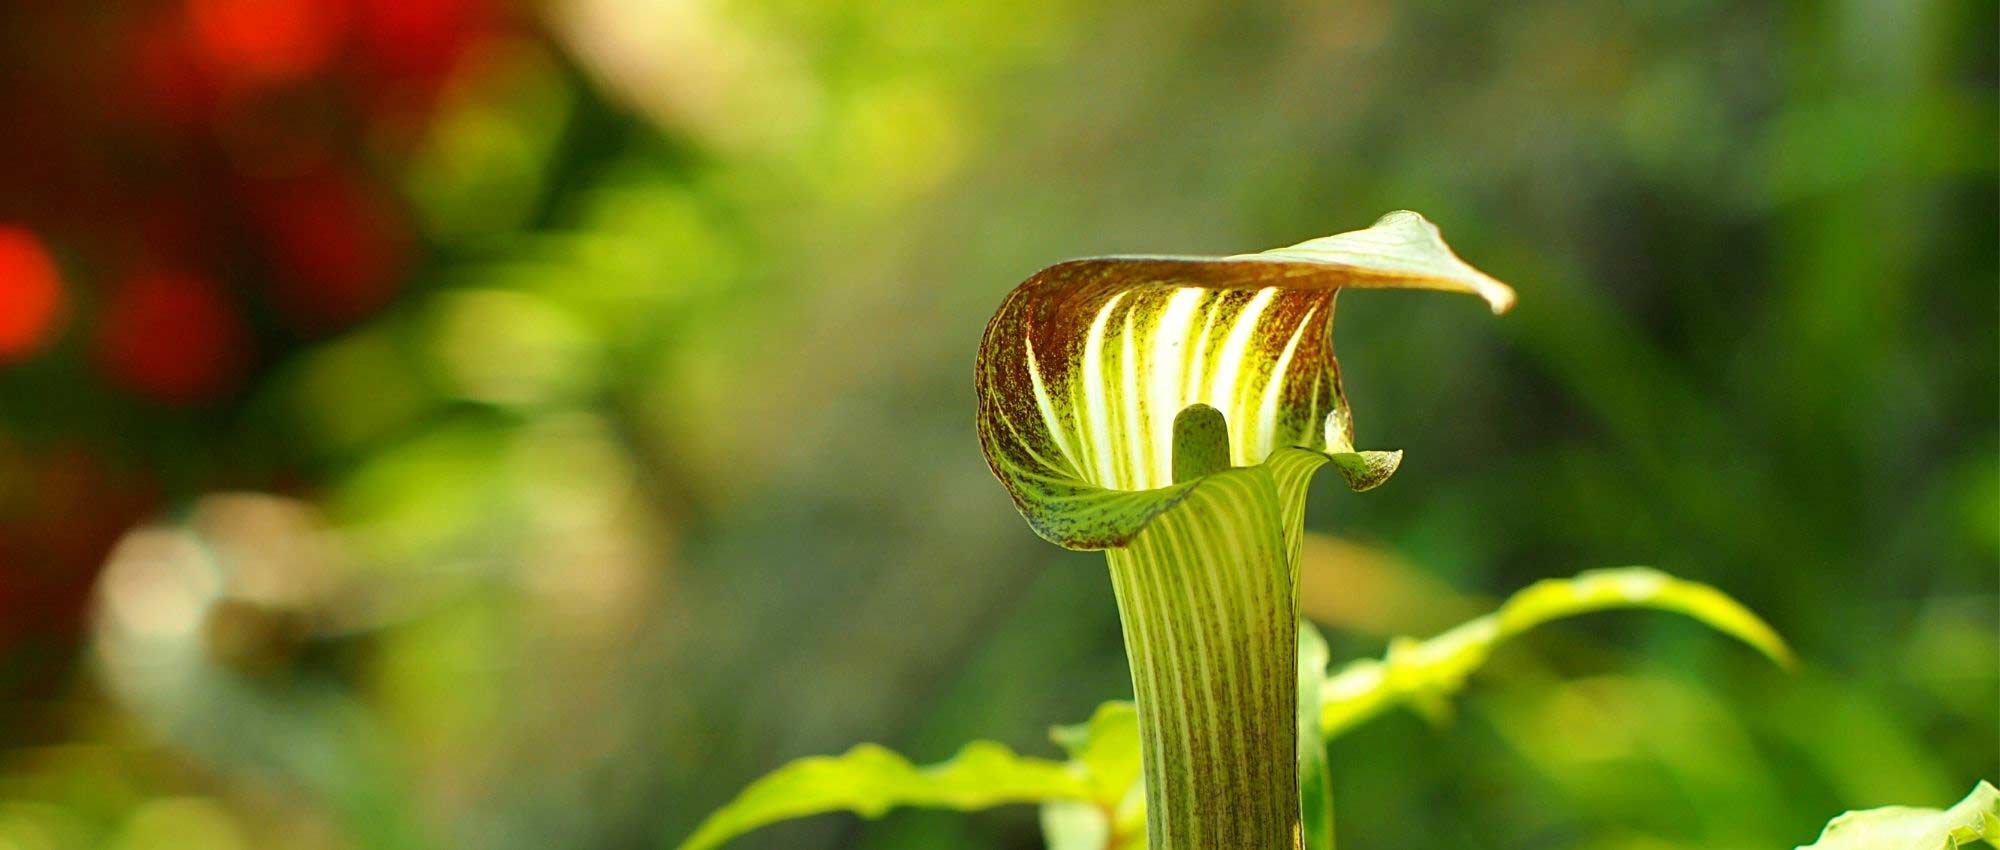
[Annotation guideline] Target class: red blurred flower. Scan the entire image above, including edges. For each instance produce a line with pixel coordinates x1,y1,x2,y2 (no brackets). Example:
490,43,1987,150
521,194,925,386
343,0,499,140
248,168,409,330
126,12,226,129
355,0,492,83
0,227,66,362
96,270,247,403
188,0,349,90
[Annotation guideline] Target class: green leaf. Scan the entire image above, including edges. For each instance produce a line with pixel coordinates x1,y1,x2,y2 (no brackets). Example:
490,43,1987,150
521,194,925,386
1492,567,1795,666
1319,567,1794,736
975,210,1512,549
1797,782,2000,849
1044,702,1146,850
672,741,1088,850
1050,701,1142,809
1040,801,1113,850
1297,620,1337,850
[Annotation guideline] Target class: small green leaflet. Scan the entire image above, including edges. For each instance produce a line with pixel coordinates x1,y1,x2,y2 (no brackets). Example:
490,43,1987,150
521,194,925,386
672,567,1789,850
1797,782,2000,850
672,741,1088,850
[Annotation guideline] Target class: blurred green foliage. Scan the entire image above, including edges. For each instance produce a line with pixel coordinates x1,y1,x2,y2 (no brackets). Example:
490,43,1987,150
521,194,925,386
0,0,1993,848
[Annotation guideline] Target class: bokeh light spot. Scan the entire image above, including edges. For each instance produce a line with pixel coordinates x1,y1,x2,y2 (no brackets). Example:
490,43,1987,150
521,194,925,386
0,227,65,362
95,271,246,404
188,0,346,88
251,170,409,330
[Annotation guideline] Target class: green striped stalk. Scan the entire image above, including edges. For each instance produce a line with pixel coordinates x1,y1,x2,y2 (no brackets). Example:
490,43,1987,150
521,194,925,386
976,212,1511,849
1106,440,1326,848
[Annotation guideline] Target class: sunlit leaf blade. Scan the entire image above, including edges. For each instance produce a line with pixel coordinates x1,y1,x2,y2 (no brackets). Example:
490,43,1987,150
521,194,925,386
1797,782,2000,850
975,211,1512,549
1318,567,1795,736
1050,701,1143,809
1041,801,1113,850
1297,621,1337,850
672,741,1088,850
1044,702,1146,850
1493,567,1795,667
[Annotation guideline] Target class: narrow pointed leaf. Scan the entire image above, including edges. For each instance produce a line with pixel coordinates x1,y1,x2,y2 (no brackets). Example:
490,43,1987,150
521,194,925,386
1050,701,1143,807
1318,567,1794,735
1297,620,1337,850
1796,781,2000,850
1492,567,1795,667
976,211,1513,549
1041,801,1115,850
1044,702,1147,850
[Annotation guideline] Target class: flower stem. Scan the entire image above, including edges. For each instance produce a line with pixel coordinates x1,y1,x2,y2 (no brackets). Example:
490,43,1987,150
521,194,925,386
1105,464,1302,850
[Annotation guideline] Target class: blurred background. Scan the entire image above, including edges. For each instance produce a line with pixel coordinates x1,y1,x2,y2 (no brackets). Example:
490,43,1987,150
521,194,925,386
0,0,1993,848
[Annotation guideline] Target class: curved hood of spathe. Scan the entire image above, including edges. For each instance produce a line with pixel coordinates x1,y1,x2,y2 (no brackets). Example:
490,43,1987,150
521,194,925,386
976,211,1512,549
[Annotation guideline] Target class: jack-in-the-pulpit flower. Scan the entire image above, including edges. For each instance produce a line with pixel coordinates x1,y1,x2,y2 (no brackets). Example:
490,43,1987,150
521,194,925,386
976,211,1513,849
